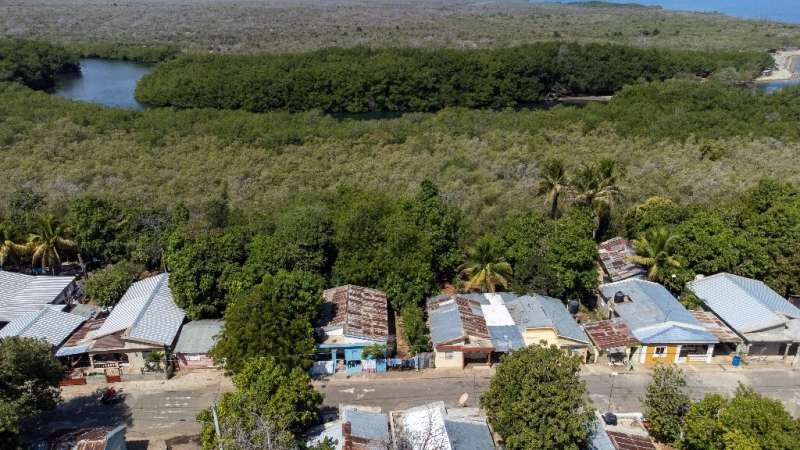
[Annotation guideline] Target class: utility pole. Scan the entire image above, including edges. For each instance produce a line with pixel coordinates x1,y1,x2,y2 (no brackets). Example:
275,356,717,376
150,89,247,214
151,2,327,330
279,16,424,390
608,372,618,412
211,398,223,450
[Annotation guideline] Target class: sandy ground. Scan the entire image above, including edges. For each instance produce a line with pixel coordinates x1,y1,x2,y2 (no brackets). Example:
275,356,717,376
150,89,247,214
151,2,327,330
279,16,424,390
758,49,800,81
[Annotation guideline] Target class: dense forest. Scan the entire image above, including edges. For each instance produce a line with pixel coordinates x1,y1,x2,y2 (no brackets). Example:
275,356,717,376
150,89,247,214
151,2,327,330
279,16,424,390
0,39,78,89
134,43,771,112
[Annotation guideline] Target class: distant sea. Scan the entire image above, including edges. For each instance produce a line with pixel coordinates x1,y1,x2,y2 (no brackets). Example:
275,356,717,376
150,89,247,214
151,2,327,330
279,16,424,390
553,1,800,24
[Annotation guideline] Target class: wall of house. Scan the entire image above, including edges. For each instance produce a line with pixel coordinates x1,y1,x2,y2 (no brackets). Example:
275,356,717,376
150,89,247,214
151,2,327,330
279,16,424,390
177,353,216,369
642,344,679,365
522,328,559,347
434,349,464,368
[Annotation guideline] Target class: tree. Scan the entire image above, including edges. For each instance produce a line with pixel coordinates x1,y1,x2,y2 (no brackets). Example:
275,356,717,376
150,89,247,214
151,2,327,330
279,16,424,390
83,262,140,307
65,195,131,266
684,385,800,450
198,357,322,450
458,235,512,293
481,346,593,450
0,223,27,269
401,304,431,355
165,227,248,319
26,214,79,274
0,337,63,448
630,227,683,283
409,180,465,280
210,271,320,374
642,364,690,445
538,158,569,219
571,158,621,239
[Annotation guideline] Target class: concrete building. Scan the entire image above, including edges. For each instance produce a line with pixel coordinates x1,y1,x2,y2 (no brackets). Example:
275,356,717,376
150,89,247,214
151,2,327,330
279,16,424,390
173,319,223,369
688,273,800,363
504,294,590,360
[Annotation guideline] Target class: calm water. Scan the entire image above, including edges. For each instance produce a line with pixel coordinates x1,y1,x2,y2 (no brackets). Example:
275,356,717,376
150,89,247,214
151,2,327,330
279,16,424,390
52,58,152,110
556,1,800,24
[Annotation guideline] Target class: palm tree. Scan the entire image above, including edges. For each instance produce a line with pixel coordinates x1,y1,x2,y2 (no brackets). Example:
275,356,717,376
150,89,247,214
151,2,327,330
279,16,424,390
0,223,28,269
571,158,621,239
457,236,513,293
537,158,568,219
27,214,79,275
630,227,682,282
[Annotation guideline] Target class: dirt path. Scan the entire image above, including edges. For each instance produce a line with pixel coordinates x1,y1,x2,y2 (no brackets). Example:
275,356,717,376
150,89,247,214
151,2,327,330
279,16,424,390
758,49,800,81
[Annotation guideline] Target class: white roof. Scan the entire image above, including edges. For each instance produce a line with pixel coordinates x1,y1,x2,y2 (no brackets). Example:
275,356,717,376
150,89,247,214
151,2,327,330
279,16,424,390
0,308,85,346
688,273,798,334
0,271,74,322
393,402,451,450
92,273,185,346
480,304,515,327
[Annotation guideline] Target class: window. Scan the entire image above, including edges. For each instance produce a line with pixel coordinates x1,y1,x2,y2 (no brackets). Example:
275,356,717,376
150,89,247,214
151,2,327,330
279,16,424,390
653,346,667,358
444,351,454,360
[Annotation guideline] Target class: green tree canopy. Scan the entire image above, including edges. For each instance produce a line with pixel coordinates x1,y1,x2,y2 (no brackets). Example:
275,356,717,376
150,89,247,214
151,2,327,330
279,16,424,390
210,271,320,374
481,345,594,450
458,234,513,293
65,195,132,266
83,261,140,307
642,364,690,445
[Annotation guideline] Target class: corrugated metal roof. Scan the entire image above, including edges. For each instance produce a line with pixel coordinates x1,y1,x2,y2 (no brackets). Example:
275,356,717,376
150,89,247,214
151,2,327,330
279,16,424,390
504,294,589,344
343,407,390,442
92,273,185,346
0,308,85,346
428,299,466,345
0,271,74,322
690,311,742,343
600,279,717,344
598,237,647,282
391,402,495,450
584,319,638,350
321,285,389,342
427,296,491,347
444,419,496,450
173,320,223,354
688,273,798,334
488,325,525,351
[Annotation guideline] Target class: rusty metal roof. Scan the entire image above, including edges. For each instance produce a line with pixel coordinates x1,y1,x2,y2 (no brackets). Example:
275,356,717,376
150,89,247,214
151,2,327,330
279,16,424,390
690,311,742,343
598,237,646,282
606,431,656,450
322,285,389,342
584,319,638,350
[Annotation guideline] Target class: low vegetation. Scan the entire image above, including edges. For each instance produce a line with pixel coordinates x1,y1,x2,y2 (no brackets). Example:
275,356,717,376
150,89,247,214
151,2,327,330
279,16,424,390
0,39,78,89
134,44,770,112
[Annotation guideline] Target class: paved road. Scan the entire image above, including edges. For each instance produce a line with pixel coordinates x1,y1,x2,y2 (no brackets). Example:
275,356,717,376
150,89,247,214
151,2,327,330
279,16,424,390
318,366,800,415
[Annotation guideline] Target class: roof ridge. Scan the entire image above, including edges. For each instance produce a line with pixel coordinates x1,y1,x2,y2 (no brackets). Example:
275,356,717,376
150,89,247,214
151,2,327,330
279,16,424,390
127,274,168,336
14,308,49,336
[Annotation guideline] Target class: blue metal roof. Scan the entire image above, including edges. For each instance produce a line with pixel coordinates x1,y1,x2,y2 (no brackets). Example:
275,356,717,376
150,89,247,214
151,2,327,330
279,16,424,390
343,407,390,442
688,273,798,334
504,294,589,344
488,325,525,351
600,279,717,344
428,299,466,345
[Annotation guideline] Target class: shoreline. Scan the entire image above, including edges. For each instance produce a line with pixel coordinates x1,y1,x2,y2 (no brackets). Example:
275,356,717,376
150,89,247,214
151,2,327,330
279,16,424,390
756,50,800,82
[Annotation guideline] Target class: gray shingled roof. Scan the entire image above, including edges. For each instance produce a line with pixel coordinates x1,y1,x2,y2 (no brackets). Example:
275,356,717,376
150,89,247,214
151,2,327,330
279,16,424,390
0,271,74,323
600,279,717,345
92,273,185,347
173,320,223,354
0,308,85,346
505,294,589,344
688,273,800,334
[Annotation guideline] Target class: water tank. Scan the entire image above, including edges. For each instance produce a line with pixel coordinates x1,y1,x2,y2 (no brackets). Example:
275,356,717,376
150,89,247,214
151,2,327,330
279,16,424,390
614,291,626,303
695,274,705,281
567,300,580,315
602,412,618,426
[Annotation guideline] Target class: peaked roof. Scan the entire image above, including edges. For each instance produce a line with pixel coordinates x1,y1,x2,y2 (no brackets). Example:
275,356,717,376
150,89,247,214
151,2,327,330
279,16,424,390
505,294,589,344
92,273,185,346
391,402,495,450
598,237,646,282
0,308,85,346
427,296,491,346
600,279,717,344
322,285,389,342
343,406,390,443
688,273,800,334
0,271,74,323
173,319,223,354
584,319,638,350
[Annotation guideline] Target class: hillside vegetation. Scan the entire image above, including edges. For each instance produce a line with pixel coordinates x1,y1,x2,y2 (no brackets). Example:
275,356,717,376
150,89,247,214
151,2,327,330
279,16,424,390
2,0,799,53
134,44,770,112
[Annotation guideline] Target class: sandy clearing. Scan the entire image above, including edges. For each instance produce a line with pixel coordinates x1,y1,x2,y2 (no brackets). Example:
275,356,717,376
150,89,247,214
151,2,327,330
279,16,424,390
758,49,800,81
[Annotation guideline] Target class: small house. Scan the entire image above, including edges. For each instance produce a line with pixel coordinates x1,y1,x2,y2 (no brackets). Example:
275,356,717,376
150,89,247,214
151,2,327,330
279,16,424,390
427,295,499,369
173,319,223,369
390,401,495,450
504,293,591,360
598,278,718,365
584,318,639,366
316,285,391,375
56,273,185,374
0,308,85,347
0,271,76,328
307,405,391,450
598,237,646,284
688,273,800,363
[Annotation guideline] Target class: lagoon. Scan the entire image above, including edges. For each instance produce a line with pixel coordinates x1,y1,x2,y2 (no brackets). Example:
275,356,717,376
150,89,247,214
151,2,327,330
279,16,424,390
51,58,152,110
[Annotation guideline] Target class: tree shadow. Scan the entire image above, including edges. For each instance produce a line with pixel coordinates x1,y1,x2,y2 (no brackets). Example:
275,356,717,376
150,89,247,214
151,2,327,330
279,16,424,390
23,391,133,445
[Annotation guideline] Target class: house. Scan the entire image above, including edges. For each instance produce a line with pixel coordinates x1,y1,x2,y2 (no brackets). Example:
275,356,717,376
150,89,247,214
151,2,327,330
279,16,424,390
0,308,85,348
688,273,800,363
316,285,391,375
584,318,639,366
307,405,391,450
504,293,591,360
389,401,495,450
56,273,185,374
173,319,223,369
598,237,646,283
0,271,76,327
40,425,127,450
598,278,718,365
427,295,499,369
